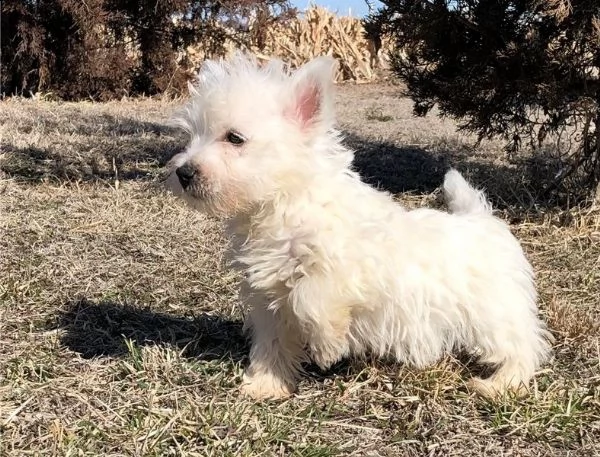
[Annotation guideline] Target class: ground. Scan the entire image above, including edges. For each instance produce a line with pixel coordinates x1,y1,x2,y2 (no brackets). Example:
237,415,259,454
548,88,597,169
1,84,599,456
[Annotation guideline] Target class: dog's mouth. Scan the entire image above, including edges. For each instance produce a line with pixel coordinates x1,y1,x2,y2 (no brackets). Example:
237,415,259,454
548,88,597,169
164,161,251,218
169,171,212,202
164,166,232,217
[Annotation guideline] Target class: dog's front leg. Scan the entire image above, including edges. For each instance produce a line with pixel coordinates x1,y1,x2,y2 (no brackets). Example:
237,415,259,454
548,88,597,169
241,304,304,400
295,295,352,370
306,312,352,370
288,281,353,370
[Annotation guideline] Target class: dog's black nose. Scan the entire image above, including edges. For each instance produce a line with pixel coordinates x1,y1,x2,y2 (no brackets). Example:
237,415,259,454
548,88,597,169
176,163,196,189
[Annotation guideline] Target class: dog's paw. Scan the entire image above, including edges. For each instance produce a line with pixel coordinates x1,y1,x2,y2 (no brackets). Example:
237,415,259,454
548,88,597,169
311,350,338,371
240,372,295,400
467,376,529,400
310,343,348,371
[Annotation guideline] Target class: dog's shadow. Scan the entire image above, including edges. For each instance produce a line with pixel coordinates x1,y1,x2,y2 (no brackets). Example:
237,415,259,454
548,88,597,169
56,299,358,378
56,299,247,362
56,299,491,388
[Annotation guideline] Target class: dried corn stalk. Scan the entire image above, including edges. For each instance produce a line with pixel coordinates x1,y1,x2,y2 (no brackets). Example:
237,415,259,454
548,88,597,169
183,6,394,83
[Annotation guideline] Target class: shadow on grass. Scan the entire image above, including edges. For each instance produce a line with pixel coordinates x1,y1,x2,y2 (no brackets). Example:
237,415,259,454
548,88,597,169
1,115,184,184
55,299,348,376
345,132,449,194
56,299,246,362
56,299,494,389
2,112,559,210
345,132,558,211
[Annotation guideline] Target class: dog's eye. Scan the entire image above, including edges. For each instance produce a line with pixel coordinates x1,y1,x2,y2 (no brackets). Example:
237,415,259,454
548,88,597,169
225,130,246,145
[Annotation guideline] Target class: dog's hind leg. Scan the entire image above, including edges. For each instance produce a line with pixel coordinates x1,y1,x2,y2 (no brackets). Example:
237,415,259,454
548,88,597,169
467,310,552,399
468,359,532,398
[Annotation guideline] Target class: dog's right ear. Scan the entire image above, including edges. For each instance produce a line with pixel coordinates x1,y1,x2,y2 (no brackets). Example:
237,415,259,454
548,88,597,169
286,56,338,135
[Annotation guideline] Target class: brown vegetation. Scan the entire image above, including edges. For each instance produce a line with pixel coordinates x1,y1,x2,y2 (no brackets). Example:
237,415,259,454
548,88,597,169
0,0,293,99
1,2,388,100
185,6,393,82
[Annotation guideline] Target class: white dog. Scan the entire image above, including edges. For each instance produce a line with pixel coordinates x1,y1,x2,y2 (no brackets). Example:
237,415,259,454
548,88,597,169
166,53,552,400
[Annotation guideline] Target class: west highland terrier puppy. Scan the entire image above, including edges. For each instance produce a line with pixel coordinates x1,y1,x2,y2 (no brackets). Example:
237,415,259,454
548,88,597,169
166,53,552,400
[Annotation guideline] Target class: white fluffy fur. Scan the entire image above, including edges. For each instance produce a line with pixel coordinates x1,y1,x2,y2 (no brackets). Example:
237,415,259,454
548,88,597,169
166,53,552,400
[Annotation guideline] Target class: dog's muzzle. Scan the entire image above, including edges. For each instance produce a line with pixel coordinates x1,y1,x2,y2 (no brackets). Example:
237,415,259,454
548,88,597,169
175,163,197,190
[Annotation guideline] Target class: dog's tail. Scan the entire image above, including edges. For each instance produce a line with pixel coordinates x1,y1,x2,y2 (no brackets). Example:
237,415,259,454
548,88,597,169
443,169,492,216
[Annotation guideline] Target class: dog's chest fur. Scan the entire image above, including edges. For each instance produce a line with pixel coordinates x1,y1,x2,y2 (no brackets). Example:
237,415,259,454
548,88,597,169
228,210,322,296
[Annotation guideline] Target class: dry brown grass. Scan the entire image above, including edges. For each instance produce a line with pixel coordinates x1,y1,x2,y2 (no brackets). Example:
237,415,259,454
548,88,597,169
1,85,599,456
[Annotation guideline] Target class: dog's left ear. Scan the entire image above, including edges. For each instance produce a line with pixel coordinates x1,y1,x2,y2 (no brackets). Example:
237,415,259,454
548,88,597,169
286,56,337,135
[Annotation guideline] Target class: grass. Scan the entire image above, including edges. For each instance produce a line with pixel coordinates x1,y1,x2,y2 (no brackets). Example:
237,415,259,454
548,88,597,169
365,106,394,122
1,84,599,456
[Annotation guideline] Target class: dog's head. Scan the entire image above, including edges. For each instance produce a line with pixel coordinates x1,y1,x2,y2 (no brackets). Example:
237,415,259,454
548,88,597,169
166,53,351,217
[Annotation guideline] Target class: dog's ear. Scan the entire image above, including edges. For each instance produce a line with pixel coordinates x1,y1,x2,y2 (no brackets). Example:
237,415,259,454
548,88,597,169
286,56,337,134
